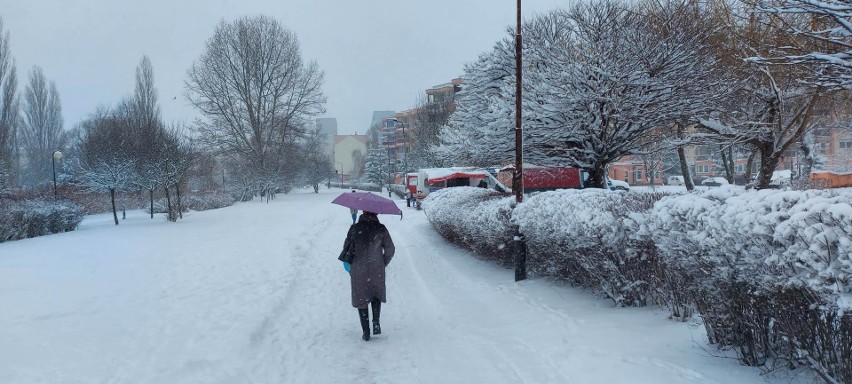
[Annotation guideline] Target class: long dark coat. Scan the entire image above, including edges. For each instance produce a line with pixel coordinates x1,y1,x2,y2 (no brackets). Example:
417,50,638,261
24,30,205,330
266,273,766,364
340,214,395,309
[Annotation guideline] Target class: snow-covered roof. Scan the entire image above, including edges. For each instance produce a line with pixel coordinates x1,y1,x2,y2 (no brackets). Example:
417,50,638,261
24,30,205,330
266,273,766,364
420,167,490,181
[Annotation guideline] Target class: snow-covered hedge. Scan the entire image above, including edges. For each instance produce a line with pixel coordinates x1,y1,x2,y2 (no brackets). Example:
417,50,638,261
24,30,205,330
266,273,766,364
638,186,852,380
424,185,852,383
423,187,516,264
150,191,237,214
182,192,237,211
515,189,670,307
0,199,84,243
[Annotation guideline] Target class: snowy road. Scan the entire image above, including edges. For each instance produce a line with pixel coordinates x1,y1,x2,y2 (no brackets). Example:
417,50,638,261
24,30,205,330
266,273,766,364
1,189,785,383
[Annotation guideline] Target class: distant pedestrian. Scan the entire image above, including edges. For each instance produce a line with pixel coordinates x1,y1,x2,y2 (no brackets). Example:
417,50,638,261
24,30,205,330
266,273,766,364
350,190,358,223
477,179,488,188
338,211,395,341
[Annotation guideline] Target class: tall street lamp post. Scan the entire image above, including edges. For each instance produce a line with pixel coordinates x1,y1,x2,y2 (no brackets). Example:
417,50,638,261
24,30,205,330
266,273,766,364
390,118,410,207
402,121,409,207
386,136,392,198
52,150,63,200
513,0,527,281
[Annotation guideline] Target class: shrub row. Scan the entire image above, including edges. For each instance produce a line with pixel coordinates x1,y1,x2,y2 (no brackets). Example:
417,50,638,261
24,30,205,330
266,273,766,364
423,186,852,383
423,187,516,265
0,199,84,243
638,186,851,381
150,191,237,214
181,191,238,211
514,189,670,307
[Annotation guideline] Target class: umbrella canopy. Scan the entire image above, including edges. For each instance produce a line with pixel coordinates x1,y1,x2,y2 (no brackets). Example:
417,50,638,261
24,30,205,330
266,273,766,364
332,191,403,217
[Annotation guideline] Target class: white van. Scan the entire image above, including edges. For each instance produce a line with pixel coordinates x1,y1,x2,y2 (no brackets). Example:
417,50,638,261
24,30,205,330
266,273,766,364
408,167,508,200
667,176,685,186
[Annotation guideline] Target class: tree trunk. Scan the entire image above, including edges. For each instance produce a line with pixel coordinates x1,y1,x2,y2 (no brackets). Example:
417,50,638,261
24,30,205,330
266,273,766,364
149,189,154,219
678,146,694,191
164,185,175,222
676,122,695,191
175,183,183,219
720,145,735,184
643,158,656,191
800,139,814,179
754,146,779,190
588,163,608,189
110,188,119,225
744,149,758,188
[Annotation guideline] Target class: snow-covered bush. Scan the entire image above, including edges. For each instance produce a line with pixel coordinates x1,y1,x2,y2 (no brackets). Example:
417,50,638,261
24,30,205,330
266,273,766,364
0,199,84,243
423,187,515,264
640,186,852,380
149,191,237,215
182,192,237,211
515,189,670,307
425,185,851,383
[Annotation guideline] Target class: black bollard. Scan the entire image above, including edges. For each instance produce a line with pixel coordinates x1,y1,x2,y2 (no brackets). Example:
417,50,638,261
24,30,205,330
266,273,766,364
513,227,527,281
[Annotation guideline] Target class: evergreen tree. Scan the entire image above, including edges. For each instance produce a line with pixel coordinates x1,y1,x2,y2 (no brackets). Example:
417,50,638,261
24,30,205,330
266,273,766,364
364,147,388,185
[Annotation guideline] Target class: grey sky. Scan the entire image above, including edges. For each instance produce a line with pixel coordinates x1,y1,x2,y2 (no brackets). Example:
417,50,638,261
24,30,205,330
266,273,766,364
3,0,564,135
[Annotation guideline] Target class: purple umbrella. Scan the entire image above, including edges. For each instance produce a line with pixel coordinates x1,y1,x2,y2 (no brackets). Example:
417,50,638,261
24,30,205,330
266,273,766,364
332,191,403,217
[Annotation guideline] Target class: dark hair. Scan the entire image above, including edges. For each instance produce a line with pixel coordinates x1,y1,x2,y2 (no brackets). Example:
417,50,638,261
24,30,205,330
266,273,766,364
363,211,378,216
351,190,356,193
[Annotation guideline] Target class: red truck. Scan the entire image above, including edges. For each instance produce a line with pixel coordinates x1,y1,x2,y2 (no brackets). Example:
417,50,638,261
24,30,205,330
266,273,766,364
497,165,585,192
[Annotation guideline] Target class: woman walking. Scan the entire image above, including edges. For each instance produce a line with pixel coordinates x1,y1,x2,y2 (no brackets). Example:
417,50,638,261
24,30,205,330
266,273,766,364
339,211,395,341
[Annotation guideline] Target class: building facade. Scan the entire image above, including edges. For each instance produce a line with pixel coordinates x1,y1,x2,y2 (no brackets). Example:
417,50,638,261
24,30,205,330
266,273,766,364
333,135,367,181
316,118,338,158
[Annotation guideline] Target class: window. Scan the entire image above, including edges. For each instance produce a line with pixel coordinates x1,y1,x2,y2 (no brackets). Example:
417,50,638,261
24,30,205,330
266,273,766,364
736,164,745,173
695,165,709,173
633,170,642,181
841,140,852,149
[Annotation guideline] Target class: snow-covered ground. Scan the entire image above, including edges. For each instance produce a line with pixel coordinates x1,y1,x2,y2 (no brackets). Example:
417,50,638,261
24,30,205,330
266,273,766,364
0,188,803,383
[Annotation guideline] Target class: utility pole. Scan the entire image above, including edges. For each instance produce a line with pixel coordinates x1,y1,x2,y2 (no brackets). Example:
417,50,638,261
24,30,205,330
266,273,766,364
387,135,392,198
513,0,527,282
401,120,410,207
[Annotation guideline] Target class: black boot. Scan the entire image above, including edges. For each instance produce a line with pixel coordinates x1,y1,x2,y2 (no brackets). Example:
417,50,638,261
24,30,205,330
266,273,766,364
358,308,370,341
371,300,382,335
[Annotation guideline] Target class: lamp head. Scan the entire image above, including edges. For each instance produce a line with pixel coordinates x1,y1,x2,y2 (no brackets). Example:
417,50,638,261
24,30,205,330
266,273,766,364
53,150,63,160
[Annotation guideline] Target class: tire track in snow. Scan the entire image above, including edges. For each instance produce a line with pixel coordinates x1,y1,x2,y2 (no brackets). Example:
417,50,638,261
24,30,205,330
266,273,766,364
243,200,359,384
385,211,581,383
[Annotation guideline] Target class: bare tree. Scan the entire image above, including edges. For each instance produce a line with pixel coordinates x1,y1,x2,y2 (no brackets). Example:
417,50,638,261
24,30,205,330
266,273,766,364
0,18,20,188
301,127,333,192
753,0,852,87
409,94,456,168
22,66,63,186
527,1,719,188
131,56,160,129
185,15,326,194
697,1,829,189
74,109,136,225
159,126,194,221
123,56,168,218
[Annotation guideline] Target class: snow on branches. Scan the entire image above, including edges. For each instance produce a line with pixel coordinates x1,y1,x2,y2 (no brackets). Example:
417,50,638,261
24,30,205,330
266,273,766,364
434,1,719,188
754,0,852,87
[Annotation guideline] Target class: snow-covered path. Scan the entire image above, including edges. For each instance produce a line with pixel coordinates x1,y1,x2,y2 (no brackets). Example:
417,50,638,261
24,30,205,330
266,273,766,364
1,189,781,383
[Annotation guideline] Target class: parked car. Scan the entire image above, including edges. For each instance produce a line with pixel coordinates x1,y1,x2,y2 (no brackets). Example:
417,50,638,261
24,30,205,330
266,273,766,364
768,170,792,189
701,177,729,187
667,176,685,186
607,178,630,191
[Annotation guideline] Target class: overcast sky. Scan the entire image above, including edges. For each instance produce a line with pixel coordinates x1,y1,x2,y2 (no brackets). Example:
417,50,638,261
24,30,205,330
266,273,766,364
3,0,565,135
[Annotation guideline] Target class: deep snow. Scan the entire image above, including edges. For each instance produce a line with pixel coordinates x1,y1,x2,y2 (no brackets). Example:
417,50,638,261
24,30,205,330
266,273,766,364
0,188,809,383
